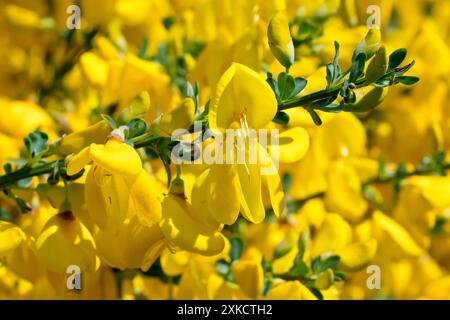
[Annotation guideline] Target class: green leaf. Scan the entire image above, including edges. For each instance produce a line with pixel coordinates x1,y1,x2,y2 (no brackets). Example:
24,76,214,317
24,131,48,158
350,52,366,83
297,229,309,259
388,48,407,70
127,118,147,138
101,114,117,130
334,271,346,282
273,240,293,260
311,256,322,273
326,41,341,86
305,106,322,125
320,255,340,272
229,237,244,261
397,76,419,85
289,256,309,277
262,273,272,296
308,287,324,300
278,72,296,100
289,77,307,98
365,46,387,84
266,72,279,98
272,111,290,125
138,37,149,59
282,173,292,193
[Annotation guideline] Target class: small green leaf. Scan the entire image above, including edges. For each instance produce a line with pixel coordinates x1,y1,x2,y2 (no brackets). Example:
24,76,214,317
397,76,419,85
350,52,366,83
365,46,387,84
308,287,324,300
24,131,48,158
101,114,117,130
137,37,149,59
282,173,292,193
306,106,322,125
297,229,309,259
127,118,147,138
272,111,290,125
278,73,296,100
266,72,279,98
229,237,244,261
289,77,307,98
311,256,322,273
273,240,293,260
288,255,309,278
320,255,340,272
388,48,407,70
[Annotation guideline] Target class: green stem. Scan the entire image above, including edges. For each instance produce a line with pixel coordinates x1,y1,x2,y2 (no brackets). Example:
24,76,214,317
278,78,366,111
0,160,62,189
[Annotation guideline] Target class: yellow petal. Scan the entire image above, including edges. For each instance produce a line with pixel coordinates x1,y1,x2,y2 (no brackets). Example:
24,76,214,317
79,52,108,88
0,222,25,255
231,259,264,299
336,238,378,272
36,215,98,273
85,165,129,231
66,146,91,176
324,161,368,222
209,63,277,130
160,194,226,256
237,162,265,224
207,165,241,225
266,281,317,300
57,120,111,156
312,213,352,257
373,211,424,258
191,168,224,230
259,145,284,217
160,249,191,277
89,139,141,176
126,170,162,227
273,127,310,163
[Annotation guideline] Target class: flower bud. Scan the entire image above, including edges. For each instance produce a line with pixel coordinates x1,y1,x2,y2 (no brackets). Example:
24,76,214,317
268,12,295,69
354,27,381,60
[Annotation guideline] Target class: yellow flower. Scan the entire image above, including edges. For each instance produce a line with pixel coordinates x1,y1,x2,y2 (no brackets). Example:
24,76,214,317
67,134,161,231
95,214,165,271
36,213,99,274
207,63,306,224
